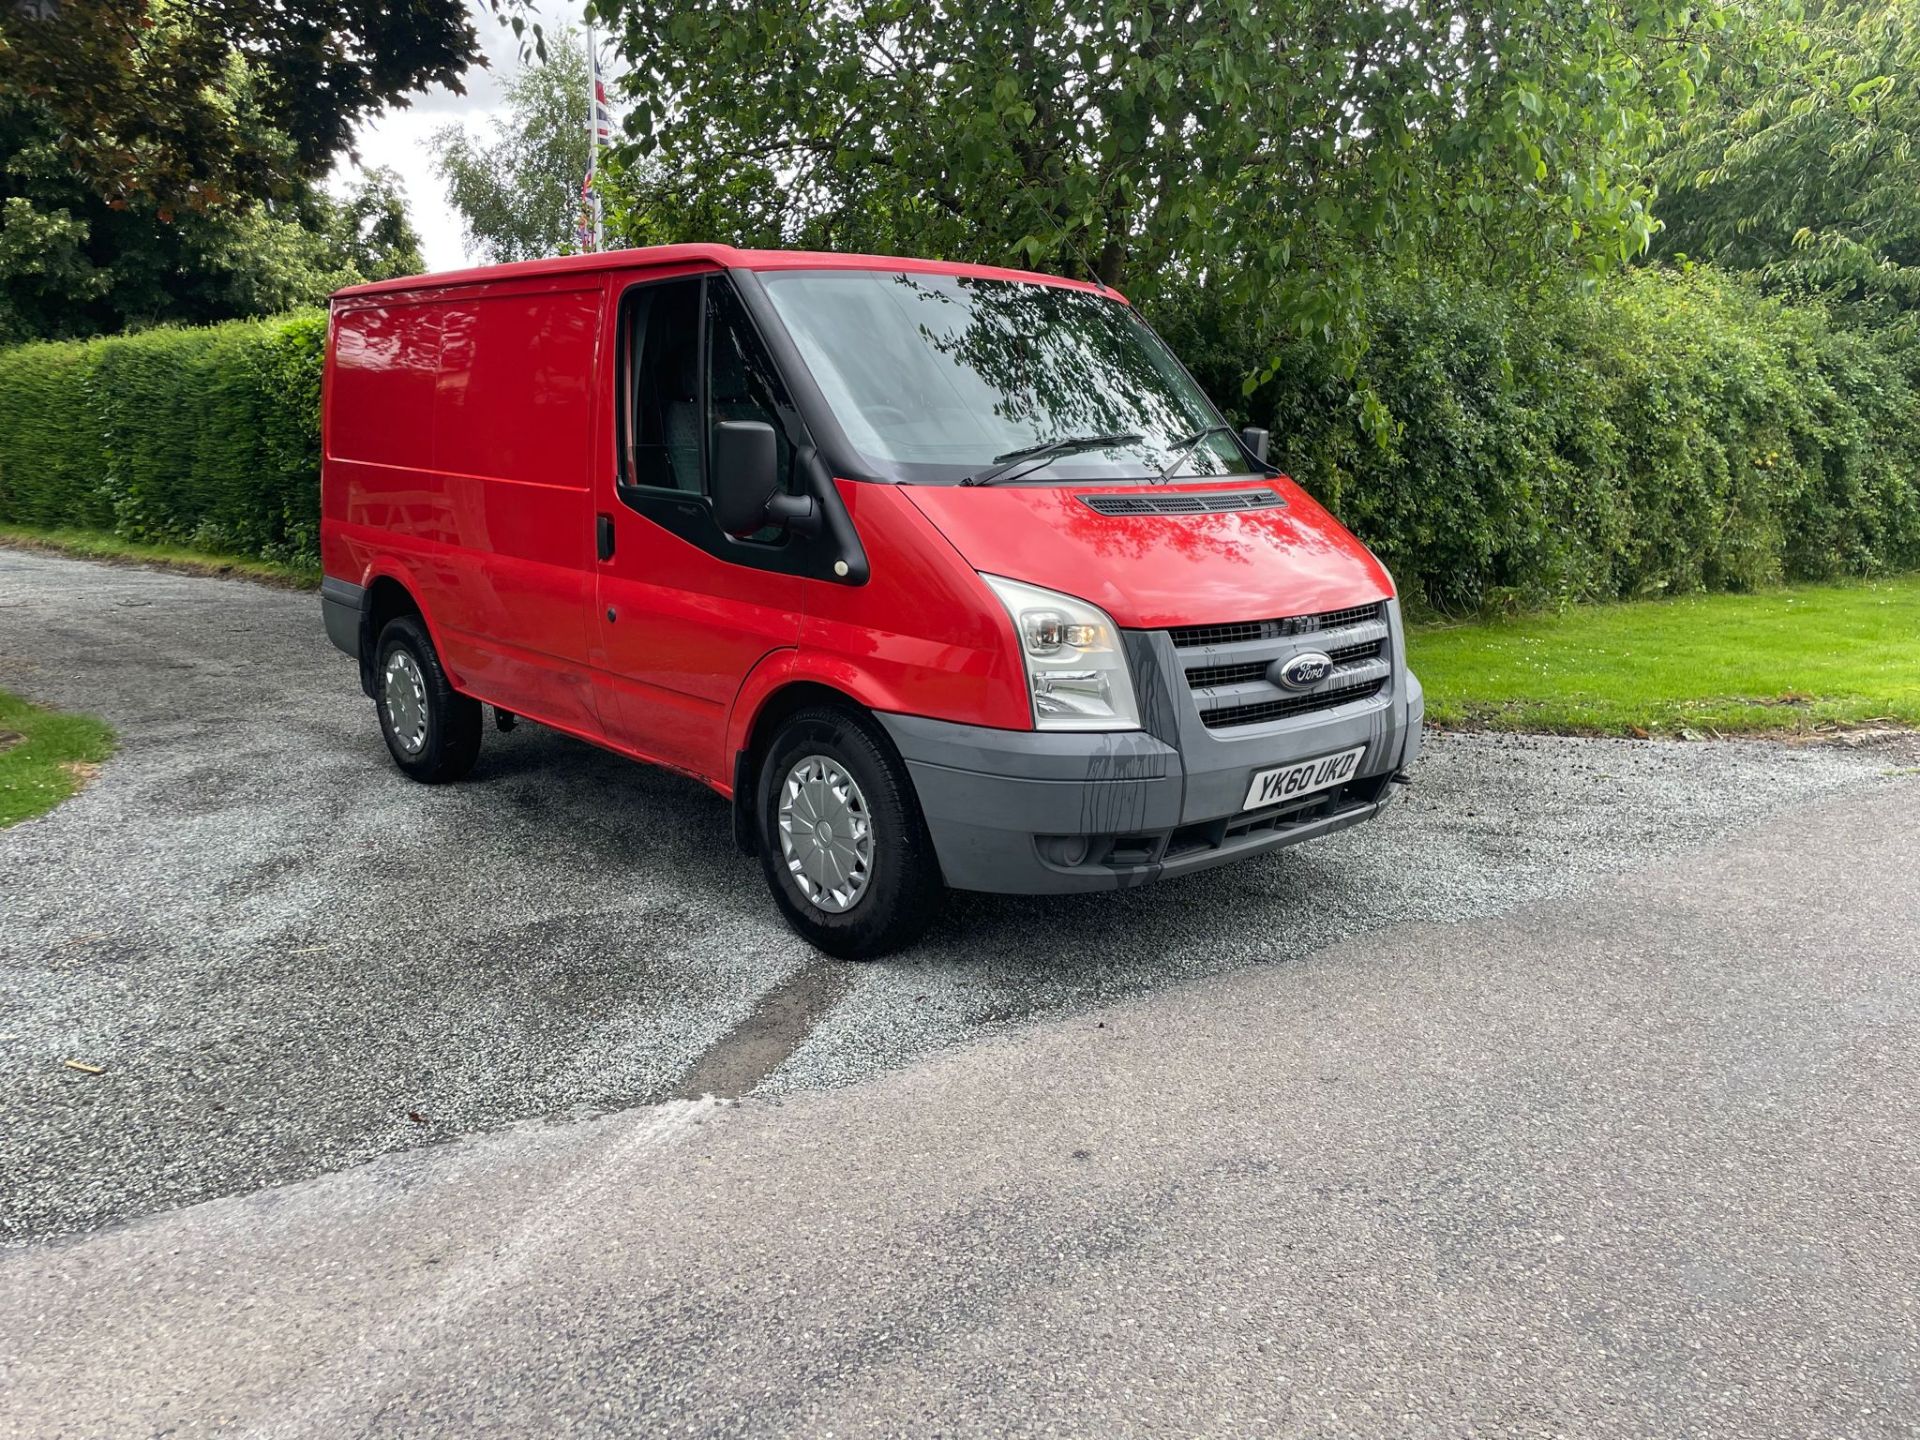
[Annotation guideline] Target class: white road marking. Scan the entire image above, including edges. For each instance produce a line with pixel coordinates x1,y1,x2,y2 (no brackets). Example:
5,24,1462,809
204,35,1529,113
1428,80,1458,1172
252,1098,718,1438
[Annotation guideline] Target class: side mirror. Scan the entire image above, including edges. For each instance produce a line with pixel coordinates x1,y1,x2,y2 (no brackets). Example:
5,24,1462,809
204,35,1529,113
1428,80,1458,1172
711,420,790,536
1239,426,1271,464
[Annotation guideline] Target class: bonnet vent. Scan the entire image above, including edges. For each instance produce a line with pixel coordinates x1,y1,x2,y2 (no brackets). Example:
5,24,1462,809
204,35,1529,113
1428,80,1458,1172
1078,489,1285,517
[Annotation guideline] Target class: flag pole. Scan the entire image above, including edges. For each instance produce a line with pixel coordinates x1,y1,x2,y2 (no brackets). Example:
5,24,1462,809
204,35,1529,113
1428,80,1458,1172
586,22,604,252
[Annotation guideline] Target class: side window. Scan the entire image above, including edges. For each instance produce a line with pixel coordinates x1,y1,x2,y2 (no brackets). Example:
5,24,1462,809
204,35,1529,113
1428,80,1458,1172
619,277,703,493
619,275,803,512
706,281,799,496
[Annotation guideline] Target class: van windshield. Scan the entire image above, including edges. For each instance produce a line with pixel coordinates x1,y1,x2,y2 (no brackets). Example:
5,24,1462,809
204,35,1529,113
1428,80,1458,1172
756,269,1253,485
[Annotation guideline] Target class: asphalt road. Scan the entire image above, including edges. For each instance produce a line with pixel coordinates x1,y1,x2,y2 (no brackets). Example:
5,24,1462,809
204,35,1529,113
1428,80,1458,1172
3,547,1919,1435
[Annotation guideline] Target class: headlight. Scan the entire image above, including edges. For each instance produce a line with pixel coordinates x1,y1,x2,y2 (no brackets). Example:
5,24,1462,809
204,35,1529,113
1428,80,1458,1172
981,574,1140,732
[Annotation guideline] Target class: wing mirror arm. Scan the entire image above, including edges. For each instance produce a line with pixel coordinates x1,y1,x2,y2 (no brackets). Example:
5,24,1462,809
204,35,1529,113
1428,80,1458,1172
765,490,820,535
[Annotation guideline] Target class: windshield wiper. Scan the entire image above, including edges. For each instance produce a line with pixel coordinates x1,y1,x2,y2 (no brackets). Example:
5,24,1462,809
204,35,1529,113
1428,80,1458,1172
1155,423,1240,481
959,432,1145,487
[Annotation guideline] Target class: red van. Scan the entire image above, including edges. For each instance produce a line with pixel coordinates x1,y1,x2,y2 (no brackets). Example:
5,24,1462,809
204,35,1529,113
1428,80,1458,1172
320,245,1423,957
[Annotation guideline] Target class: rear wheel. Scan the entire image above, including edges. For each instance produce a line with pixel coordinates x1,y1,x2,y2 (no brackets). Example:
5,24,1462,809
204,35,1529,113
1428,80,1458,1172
757,706,944,958
375,615,482,783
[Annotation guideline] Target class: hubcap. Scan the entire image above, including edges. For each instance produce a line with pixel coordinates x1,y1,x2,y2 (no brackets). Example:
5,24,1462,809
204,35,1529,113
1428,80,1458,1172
383,649,429,756
778,755,875,913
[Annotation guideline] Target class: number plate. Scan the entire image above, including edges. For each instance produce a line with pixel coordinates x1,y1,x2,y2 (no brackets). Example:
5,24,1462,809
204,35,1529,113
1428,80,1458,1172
1242,745,1366,812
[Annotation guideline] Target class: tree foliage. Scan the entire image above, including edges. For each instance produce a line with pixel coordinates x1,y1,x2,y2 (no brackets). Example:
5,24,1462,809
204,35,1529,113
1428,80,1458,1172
1164,268,1920,611
0,0,533,213
432,28,595,265
594,0,1720,369
10,0,1920,614
317,168,425,286
0,95,421,343
1655,1,1920,309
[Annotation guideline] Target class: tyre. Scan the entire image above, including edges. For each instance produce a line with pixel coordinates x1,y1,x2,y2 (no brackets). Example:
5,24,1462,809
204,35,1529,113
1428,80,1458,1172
757,706,944,958
374,615,483,783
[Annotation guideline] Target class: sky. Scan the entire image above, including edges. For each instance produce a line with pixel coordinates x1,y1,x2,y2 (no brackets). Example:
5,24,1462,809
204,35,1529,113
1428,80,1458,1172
327,0,594,273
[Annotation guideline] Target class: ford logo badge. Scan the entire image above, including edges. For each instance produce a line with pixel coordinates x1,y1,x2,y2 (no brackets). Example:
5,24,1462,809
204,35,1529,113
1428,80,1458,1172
1274,651,1334,691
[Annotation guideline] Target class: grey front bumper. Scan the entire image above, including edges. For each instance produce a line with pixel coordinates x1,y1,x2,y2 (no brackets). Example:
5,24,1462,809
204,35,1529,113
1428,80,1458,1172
878,658,1421,895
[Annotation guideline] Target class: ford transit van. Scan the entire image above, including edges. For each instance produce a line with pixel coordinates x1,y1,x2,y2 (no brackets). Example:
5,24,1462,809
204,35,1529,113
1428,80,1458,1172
320,245,1423,957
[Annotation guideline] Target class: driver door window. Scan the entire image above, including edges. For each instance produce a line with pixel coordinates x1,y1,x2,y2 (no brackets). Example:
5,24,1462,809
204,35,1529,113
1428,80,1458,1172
618,275,800,509
620,277,703,493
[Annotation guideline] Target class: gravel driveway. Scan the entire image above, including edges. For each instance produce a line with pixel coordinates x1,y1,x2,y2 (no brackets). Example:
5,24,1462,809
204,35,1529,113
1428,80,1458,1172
6,761,1917,1438
2,546,1915,1244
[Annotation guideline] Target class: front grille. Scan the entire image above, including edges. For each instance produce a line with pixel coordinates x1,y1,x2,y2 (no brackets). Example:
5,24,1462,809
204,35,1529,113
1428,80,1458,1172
1184,659,1269,689
1169,599,1392,730
1168,601,1383,651
1080,489,1285,517
1187,639,1381,691
1199,677,1387,729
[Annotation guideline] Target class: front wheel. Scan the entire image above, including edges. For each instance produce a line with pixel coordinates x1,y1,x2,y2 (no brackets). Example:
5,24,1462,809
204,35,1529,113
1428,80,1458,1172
375,615,483,783
757,706,944,959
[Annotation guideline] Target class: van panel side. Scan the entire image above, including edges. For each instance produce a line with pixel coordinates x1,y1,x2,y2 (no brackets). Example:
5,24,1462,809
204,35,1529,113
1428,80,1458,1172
322,301,456,605
435,289,596,484
427,281,603,734
322,277,607,739
327,302,439,472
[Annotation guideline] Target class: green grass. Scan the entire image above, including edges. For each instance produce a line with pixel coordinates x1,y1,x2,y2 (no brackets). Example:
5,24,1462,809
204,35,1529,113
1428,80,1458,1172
1409,575,1920,736
0,689,115,827
0,524,319,589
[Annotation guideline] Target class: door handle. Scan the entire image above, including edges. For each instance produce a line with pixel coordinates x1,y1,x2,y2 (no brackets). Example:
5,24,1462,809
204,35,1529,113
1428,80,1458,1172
596,512,615,562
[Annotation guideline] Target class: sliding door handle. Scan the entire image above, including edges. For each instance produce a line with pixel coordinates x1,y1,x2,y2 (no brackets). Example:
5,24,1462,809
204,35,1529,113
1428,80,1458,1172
596,512,615,562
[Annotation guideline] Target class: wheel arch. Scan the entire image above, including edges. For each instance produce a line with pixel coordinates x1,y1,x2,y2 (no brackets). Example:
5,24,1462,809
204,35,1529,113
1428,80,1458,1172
356,569,430,698
728,666,893,857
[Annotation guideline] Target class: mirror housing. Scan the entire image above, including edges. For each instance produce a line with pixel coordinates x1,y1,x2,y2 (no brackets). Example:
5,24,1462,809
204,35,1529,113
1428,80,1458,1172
712,420,815,537
1239,426,1271,464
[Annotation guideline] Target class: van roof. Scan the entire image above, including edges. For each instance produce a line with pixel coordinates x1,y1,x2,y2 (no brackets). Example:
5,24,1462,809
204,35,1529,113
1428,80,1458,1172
332,243,1128,303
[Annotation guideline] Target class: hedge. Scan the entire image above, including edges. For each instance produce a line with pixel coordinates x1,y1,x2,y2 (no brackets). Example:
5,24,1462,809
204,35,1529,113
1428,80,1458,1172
1164,266,1920,613
0,310,324,565
1,269,1917,610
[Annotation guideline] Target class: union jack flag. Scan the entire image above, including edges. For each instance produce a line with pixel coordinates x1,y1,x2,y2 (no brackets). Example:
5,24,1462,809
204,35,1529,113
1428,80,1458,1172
594,78,614,144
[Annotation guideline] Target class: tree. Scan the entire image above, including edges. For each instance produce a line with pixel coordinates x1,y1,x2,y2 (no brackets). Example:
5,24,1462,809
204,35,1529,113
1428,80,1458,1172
1654,1,1920,309
431,29,594,265
592,0,1720,381
320,168,425,285
0,0,539,214
0,97,423,343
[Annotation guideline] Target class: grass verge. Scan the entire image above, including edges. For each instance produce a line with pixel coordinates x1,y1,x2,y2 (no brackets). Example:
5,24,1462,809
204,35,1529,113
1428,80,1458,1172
1409,575,1920,737
0,689,115,827
0,524,319,589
